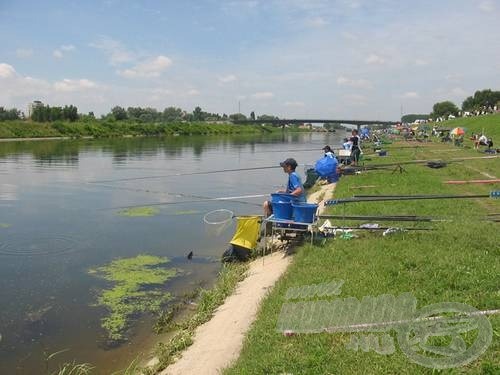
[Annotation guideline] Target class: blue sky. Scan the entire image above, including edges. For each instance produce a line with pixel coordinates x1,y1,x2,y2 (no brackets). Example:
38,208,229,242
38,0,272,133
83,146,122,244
1,0,499,119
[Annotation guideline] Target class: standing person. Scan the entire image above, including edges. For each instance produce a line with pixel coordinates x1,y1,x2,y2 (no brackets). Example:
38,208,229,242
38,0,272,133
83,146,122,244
263,158,306,217
350,129,362,165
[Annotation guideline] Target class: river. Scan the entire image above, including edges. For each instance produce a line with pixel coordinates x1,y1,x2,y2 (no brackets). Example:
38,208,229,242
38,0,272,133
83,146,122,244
0,132,342,374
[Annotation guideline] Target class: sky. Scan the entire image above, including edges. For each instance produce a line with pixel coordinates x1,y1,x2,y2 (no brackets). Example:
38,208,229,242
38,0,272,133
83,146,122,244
1,0,499,120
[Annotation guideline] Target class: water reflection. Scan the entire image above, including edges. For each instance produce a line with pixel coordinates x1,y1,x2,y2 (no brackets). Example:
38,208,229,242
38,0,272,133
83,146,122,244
0,132,340,374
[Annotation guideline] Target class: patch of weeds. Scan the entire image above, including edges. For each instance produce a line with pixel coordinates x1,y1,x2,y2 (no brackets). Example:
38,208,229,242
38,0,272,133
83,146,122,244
88,254,177,341
117,206,160,217
173,210,200,215
136,263,248,373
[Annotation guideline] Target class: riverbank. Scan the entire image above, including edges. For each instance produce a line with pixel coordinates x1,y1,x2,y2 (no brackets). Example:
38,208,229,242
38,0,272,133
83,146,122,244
144,184,337,374
0,120,302,139
224,140,499,373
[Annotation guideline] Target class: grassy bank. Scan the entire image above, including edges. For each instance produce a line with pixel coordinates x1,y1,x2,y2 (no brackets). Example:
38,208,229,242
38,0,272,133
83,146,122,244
225,138,499,373
138,262,248,375
440,113,500,139
0,119,289,139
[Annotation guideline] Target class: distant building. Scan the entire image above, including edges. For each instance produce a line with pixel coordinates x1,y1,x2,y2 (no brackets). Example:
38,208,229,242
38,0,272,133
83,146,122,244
27,100,43,118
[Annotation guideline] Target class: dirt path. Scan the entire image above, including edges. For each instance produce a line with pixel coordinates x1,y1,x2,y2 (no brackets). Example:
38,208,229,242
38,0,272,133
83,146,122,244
159,183,336,375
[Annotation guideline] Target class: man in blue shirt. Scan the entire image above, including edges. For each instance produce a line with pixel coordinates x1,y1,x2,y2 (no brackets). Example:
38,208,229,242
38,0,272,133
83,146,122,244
263,158,306,217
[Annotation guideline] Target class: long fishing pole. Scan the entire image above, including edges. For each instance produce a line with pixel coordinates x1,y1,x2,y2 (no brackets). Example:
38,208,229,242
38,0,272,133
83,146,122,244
317,215,443,222
318,214,498,223
353,192,500,198
350,155,499,170
91,182,267,207
325,226,434,231
99,193,267,211
89,164,283,184
325,192,499,205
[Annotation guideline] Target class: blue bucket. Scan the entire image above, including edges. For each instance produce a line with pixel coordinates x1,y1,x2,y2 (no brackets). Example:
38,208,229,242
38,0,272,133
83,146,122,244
292,203,318,223
271,193,296,203
271,201,293,220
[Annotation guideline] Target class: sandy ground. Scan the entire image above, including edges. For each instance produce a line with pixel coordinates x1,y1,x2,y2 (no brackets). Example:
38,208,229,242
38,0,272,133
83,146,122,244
159,183,336,375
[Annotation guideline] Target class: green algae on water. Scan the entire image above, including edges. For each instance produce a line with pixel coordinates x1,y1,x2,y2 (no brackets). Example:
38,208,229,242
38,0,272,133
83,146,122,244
173,210,200,215
117,206,160,217
0,223,11,228
88,254,177,341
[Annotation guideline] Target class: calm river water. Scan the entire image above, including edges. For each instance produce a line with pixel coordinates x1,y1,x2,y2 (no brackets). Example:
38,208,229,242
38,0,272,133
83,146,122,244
0,132,342,374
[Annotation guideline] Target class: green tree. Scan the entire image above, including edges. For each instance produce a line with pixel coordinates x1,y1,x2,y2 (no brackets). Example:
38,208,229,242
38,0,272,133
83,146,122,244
0,107,21,121
257,114,278,121
401,114,430,123
462,89,500,111
250,111,255,120
32,105,50,122
50,106,63,121
229,113,247,121
431,101,459,118
62,105,78,121
111,106,128,121
162,106,183,122
192,106,204,121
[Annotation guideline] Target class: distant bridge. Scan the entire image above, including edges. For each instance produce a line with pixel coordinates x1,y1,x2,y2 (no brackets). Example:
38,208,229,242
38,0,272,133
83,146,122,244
232,119,399,130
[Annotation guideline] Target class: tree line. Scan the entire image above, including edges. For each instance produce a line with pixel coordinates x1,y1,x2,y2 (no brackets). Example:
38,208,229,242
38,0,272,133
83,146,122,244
0,107,21,121
2,87,498,124
0,103,280,124
430,89,500,119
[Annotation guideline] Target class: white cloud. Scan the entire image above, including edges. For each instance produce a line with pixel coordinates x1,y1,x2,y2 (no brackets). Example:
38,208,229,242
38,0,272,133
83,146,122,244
60,45,75,52
343,0,361,9
219,74,237,83
118,55,172,78
450,87,467,97
186,89,200,96
53,79,98,92
305,17,328,28
89,36,134,66
336,76,372,89
16,48,33,58
365,54,385,65
445,73,462,83
341,31,358,40
53,45,76,59
344,94,367,105
0,63,51,104
0,63,16,78
402,92,419,99
415,59,429,66
251,92,274,99
479,1,495,12
149,88,173,101
284,101,305,108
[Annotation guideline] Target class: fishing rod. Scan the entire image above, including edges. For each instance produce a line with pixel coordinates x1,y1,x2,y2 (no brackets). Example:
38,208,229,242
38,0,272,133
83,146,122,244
325,191,499,205
99,193,267,211
318,214,498,223
347,155,499,170
444,179,500,184
89,164,283,184
353,192,500,198
91,182,267,207
317,215,443,222
325,226,434,231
